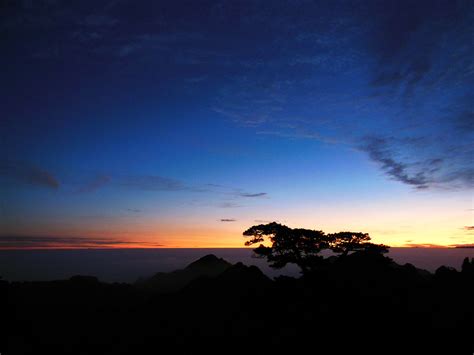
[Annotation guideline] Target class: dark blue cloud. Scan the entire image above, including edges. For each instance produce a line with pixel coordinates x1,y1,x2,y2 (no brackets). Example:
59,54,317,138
1,0,472,193
361,137,435,189
0,235,163,248
120,175,188,191
362,0,474,189
78,175,111,193
239,192,268,198
0,160,59,189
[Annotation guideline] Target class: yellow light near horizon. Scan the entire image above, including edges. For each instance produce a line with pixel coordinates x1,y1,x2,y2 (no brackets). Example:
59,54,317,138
2,193,471,249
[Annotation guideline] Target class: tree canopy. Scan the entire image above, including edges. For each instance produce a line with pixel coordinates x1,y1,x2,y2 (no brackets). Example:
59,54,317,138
243,222,328,273
243,222,389,274
328,232,389,257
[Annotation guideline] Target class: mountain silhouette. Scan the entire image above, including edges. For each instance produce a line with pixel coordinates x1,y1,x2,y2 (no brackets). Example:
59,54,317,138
184,254,231,272
135,254,231,293
183,261,272,295
216,262,271,286
3,254,473,354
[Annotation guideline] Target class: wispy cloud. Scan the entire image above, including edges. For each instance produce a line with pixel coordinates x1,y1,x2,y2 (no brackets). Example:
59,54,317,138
451,243,474,248
0,236,163,249
218,202,242,209
256,129,341,145
360,134,473,190
402,243,451,248
4,1,471,194
78,175,111,193
238,192,267,198
120,175,188,191
362,1,474,190
103,174,269,204
212,107,270,127
114,32,207,57
0,160,59,189
360,137,430,189
219,218,236,222
254,219,272,224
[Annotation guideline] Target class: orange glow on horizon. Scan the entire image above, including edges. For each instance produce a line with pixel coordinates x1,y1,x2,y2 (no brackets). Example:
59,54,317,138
1,196,472,249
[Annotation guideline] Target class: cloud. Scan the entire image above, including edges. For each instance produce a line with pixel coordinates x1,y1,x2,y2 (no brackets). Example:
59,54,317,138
121,175,187,191
204,1,470,192
212,107,270,127
0,160,59,189
402,243,450,248
0,236,163,249
239,192,267,198
74,173,216,194
127,208,142,213
360,134,473,190
463,226,474,231
451,243,474,248
4,1,471,194
78,175,111,193
114,32,207,58
368,1,454,91
219,219,236,222
360,137,433,189
118,176,267,201
360,1,474,190
254,219,272,224
256,129,340,145
119,175,214,193
218,202,242,208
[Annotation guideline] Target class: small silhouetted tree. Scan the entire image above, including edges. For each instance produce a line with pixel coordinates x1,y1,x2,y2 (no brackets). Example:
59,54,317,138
243,222,329,274
328,231,389,257
461,257,473,277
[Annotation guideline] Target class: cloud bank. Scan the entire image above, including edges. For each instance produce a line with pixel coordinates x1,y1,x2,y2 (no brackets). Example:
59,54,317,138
0,160,59,189
0,235,163,249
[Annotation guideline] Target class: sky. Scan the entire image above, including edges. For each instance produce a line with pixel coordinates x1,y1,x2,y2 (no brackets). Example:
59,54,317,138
1,0,473,249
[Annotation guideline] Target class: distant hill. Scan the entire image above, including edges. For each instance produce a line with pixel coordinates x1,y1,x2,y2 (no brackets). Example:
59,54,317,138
135,254,232,293
4,253,473,353
183,261,272,294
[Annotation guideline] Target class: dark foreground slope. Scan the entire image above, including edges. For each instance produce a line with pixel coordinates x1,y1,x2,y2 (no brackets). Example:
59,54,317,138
2,254,473,354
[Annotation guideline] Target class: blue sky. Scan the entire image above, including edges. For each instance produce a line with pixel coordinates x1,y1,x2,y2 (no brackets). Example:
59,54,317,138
1,0,473,248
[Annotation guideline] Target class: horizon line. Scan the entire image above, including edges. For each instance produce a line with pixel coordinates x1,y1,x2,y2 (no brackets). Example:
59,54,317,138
0,245,472,251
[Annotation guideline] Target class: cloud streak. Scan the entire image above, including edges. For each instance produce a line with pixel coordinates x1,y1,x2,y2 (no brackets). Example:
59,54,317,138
238,192,267,198
361,1,474,189
120,175,188,191
0,160,59,189
0,236,163,249
78,175,111,193
452,244,474,248
218,202,242,209
360,137,430,189
254,219,272,224
402,243,451,248
3,1,472,193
